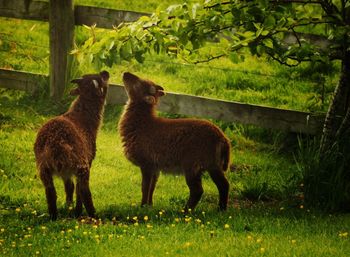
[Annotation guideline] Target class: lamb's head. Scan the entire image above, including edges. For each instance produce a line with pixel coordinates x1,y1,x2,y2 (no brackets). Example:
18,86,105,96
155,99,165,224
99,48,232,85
123,72,165,105
70,70,110,99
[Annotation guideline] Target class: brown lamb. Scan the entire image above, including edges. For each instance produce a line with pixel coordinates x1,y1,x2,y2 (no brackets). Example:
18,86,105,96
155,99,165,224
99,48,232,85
118,72,231,211
34,71,109,220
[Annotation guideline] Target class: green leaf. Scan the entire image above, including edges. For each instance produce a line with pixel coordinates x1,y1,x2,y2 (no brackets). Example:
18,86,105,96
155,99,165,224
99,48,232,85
261,30,269,36
229,52,240,63
264,15,275,28
263,38,273,48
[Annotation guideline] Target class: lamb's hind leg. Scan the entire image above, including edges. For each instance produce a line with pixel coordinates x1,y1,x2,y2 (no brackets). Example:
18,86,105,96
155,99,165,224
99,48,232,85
209,169,229,211
76,168,95,217
184,171,203,211
39,169,57,220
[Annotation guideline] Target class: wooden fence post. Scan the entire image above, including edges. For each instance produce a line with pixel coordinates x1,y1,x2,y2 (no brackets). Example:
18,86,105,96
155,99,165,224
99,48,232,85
49,0,75,101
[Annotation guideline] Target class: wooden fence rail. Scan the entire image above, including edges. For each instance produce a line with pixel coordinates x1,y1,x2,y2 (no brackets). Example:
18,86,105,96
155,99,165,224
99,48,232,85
0,0,147,27
0,69,325,135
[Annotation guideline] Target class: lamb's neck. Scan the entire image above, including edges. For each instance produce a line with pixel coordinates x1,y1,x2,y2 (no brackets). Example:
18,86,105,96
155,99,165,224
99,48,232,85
124,101,157,124
126,102,156,117
65,96,105,135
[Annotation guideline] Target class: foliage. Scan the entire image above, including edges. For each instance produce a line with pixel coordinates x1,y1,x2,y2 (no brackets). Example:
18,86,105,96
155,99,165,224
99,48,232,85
74,0,349,68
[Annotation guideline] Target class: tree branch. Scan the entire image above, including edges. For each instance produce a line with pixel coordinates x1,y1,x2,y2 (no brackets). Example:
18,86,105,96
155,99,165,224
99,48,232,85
267,52,301,67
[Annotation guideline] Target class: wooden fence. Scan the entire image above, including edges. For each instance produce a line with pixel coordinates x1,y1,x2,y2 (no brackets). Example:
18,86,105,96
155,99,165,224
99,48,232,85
0,0,325,135
0,69,325,135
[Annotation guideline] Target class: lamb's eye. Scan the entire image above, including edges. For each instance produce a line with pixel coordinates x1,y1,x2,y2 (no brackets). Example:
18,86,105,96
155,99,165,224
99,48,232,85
92,80,99,88
149,86,156,95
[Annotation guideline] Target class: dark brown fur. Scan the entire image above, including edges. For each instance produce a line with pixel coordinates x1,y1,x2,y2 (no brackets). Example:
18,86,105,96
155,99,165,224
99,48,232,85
34,71,109,220
118,72,231,211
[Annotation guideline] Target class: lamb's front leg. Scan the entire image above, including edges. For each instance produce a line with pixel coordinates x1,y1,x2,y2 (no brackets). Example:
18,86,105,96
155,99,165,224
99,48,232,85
141,167,158,206
148,171,160,205
64,178,74,207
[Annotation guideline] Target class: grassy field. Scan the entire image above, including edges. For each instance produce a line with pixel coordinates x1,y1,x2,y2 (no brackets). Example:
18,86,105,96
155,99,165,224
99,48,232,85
1,94,350,257
1,0,349,256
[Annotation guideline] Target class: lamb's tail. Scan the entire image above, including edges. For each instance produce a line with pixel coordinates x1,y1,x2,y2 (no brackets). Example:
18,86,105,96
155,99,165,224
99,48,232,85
216,140,231,172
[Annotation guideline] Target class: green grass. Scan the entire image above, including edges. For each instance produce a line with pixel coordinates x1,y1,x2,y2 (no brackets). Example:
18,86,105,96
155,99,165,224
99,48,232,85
1,95,350,257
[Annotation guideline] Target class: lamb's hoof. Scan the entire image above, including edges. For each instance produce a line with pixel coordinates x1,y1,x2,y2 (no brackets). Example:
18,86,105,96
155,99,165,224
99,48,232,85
75,210,82,218
50,213,58,221
218,205,227,211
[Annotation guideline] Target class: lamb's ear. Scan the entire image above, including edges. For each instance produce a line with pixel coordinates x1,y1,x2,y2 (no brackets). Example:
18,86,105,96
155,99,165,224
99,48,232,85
71,78,82,84
100,70,109,82
156,85,165,97
70,88,80,96
143,95,156,105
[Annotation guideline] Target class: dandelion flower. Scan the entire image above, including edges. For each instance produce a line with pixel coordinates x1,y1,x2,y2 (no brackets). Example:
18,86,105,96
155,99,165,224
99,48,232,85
256,238,262,243
291,239,296,244
41,226,47,230
1,228,5,232
224,224,230,229
260,247,265,253
247,235,252,240
144,216,149,221
83,231,88,235
133,216,138,221
184,242,192,248
15,208,21,212
339,232,348,237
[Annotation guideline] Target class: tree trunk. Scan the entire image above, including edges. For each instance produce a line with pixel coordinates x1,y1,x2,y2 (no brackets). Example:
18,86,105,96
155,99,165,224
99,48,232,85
320,51,350,154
